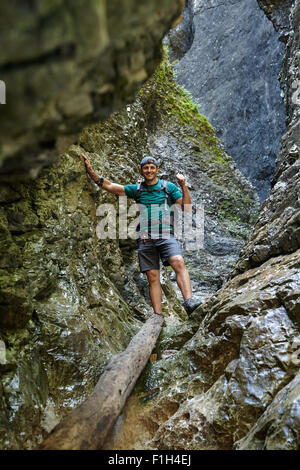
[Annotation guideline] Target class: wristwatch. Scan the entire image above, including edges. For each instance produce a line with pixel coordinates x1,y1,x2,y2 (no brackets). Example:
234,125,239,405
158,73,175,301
97,176,104,188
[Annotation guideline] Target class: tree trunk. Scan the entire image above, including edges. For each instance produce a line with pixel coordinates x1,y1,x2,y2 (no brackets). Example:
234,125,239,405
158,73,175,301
38,313,164,450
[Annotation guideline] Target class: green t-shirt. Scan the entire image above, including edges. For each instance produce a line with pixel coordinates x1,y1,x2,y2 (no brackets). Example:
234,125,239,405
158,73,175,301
124,178,182,236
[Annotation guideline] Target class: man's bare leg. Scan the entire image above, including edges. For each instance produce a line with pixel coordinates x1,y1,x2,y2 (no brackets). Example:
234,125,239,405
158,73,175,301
167,255,192,300
146,269,163,314
168,255,201,315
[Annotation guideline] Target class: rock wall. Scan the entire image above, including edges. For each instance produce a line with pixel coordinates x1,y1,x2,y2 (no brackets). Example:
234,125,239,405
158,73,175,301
0,146,145,449
103,1,300,451
258,0,294,37
0,50,258,449
0,0,299,451
167,0,287,201
0,0,184,180
164,0,195,62
0,0,187,449
233,0,300,276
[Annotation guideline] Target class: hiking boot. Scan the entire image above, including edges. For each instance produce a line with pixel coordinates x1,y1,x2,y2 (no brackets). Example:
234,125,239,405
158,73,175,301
183,298,202,315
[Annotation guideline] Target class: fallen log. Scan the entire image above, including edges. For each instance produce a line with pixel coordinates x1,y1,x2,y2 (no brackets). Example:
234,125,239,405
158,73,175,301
38,313,164,450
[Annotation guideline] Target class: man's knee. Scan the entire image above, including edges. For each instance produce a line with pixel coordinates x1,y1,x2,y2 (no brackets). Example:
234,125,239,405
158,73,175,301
168,255,185,272
146,269,160,283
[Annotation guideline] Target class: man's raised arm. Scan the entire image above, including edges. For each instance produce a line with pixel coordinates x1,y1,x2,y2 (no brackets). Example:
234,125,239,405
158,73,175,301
82,154,126,196
175,173,192,212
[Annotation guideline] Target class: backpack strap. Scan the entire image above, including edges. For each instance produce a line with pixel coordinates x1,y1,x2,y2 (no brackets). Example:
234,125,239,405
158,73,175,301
136,179,172,207
162,180,174,229
136,181,143,203
160,180,171,209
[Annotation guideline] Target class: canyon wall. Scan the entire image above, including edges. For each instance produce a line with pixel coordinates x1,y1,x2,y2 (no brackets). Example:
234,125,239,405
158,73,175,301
0,0,299,451
104,0,300,450
0,52,258,449
167,0,288,201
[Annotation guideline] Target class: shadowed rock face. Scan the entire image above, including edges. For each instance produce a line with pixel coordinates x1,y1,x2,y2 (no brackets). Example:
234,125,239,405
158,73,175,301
257,0,294,38
167,0,287,201
164,0,195,62
0,0,184,179
232,0,300,276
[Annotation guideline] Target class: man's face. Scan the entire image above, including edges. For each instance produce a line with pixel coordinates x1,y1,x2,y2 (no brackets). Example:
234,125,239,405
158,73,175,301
140,163,159,183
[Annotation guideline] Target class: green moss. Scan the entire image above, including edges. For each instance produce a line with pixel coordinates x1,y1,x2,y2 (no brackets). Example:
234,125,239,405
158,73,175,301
227,224,251,240
142,48,223,161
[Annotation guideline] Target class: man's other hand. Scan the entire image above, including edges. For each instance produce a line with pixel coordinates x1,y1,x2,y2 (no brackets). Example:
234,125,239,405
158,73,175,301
176,173,186,187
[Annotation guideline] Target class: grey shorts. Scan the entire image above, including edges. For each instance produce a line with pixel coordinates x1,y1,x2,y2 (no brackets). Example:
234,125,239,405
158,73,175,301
137,237,183,273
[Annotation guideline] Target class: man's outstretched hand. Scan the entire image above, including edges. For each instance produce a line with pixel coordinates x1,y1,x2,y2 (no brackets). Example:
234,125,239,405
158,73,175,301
81,153,101,185
82,153,91,171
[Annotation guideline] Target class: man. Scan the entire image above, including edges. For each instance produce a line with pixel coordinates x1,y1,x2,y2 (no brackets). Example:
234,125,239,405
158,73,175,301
82,153,201,316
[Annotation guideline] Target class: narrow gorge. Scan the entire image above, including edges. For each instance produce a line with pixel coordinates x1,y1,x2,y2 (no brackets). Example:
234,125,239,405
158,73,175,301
0,0,299,451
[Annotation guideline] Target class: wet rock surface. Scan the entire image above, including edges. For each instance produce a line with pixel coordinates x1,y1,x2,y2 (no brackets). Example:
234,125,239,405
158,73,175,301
104,1,300,451
257,0,294,40
235,370,300,450
105,249,300,450
150,249,300,450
